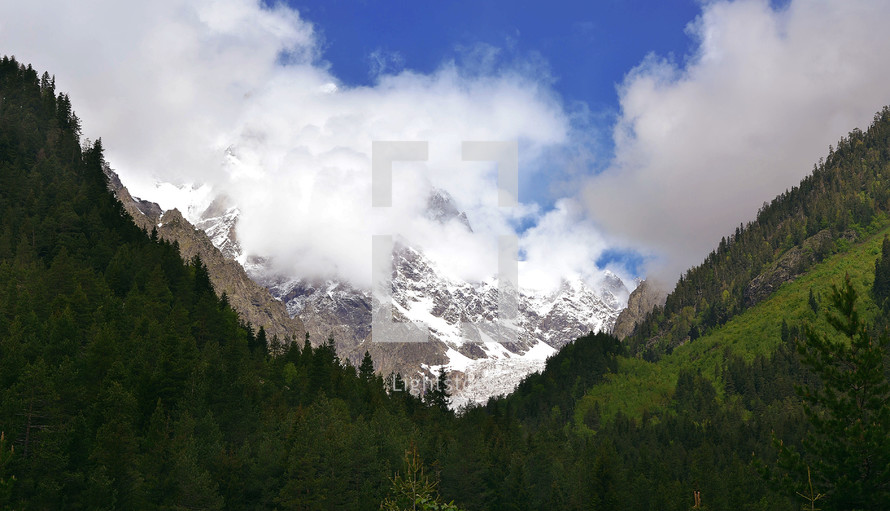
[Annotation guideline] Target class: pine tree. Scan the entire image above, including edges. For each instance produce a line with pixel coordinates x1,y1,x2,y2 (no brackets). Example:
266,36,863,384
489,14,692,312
269,334,284,357
254,326,267,353
774,275,890,509
427,370,451,412
381,446,464,511
358,351,375,381
872,235,890,307
191,254,213,296
302,331,312,358
808,288,819,314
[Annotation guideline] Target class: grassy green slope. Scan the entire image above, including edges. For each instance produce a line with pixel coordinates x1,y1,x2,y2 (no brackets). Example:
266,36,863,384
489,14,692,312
575,223,889,428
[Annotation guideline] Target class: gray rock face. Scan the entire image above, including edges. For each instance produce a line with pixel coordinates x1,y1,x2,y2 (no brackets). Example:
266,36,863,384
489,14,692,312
612,279,667,340
743,229,846,307
104,167,306,344
744,247,808,308
425,189,472,232
104,167,162,230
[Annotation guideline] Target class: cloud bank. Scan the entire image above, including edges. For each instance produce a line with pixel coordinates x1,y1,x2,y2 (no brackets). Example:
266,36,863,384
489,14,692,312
0,0,593,289
584,0,890,282
4,0,890,292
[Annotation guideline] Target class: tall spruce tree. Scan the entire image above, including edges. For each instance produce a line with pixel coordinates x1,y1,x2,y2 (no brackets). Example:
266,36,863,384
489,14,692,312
427,370,451,412
872,235,890,308
381,447,464,511
359,351,375,381
774,275,890,510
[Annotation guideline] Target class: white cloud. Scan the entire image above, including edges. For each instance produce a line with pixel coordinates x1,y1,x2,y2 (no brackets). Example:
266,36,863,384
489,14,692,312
7,0,882,293
226,63,570,285
584,0,890,282
519,198,628,292
0,0,581,288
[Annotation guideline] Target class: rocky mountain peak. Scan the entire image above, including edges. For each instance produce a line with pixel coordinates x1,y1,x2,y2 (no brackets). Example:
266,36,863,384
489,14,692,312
159,208,185,226
425,189,472,231
104,168,305,344
612,279,667,340
193,195,241,261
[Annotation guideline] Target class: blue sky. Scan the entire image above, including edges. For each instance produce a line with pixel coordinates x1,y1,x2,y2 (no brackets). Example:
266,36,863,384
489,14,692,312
287,1,700,205
287,0,698,112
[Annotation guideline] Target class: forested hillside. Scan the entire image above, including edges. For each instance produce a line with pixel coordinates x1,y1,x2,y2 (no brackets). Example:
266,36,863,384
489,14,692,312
0,56,440,509
628,109,890,359
1,57,888,510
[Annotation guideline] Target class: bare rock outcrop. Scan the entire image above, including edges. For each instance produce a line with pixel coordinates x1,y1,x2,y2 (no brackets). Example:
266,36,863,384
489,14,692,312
743,229,848,308
104,167,305,343
612,280,667,340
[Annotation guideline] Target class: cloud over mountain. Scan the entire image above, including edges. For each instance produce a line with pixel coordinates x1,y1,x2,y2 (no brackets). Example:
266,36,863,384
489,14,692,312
0,0,592,288
4,0,889,289
584,0,890,281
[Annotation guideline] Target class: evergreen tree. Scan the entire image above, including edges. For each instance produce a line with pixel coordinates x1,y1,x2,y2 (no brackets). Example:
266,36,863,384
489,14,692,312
808,288,819,314
427,371,451,412
381,447,464,511
872,235,890,307
253,326,267,353
269,334,284,357
774,276,890,509
302,331,313,358
359,351,375,381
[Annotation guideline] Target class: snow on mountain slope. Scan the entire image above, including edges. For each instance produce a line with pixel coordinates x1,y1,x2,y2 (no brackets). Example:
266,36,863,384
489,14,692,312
259,243,624,407
163,185,629,406
193,196,242,261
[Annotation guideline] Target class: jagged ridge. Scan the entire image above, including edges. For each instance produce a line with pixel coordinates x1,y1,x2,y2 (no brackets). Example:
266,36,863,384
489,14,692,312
104,168,305,343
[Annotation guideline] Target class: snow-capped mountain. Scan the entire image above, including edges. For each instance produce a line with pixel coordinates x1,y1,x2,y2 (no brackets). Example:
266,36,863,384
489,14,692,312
257,243,626,405
168,186,629,407
194,196,241,262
